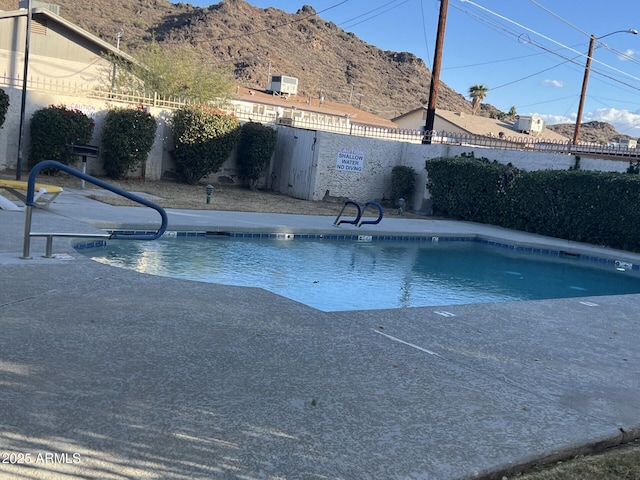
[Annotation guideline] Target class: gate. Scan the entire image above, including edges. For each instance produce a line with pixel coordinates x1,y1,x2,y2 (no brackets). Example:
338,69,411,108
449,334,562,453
271,127,318,200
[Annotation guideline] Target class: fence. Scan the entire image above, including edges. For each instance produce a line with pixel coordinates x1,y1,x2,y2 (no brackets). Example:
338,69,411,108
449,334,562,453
2,75,638,160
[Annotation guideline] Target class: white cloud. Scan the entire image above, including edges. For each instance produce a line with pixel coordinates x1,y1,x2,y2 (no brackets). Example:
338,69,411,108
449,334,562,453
618,49,636,61
540,79,564,88
534,108,640,134
531,113,574,126
586,108,640,134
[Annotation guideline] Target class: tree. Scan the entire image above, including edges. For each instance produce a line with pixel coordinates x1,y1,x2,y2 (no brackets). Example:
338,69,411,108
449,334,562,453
508,106,517,117
110,41,234,106
468,84,489,115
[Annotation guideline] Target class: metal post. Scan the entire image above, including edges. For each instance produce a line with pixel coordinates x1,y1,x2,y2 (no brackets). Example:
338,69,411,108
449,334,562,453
81,155,87,188
20,205,33,259
423,0,448,144
16,0,32,180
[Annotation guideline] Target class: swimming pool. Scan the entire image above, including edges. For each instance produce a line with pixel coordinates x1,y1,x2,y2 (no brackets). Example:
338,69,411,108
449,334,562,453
80,234,640,312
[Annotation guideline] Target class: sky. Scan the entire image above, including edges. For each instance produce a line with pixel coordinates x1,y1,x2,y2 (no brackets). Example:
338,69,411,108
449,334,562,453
169,0,640,135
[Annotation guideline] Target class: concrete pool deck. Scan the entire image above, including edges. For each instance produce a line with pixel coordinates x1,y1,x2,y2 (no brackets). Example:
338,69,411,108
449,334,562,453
1,188,639,479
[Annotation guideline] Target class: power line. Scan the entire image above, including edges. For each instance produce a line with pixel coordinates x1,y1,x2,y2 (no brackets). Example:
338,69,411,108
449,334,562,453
527,0,589,37
340,0,410,30
214,0,350,41
528,0,640,69
455,0,640,87
420,0,432,66
443,51,548,70
491,56,578,90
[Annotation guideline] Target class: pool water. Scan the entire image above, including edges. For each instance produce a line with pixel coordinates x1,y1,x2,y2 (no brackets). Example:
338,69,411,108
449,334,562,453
82,237,640,311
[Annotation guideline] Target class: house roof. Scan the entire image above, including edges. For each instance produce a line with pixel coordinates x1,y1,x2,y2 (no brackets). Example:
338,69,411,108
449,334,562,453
393,107,570,142
235,86,398,129
0,7,137,64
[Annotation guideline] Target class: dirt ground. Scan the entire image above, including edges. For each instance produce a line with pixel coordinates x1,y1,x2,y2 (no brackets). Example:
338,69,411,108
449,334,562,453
1,172,422,219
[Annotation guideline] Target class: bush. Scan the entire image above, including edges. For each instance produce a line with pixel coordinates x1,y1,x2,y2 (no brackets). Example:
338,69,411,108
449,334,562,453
171,105,241,184
425,153,516,223
425,153,640,252
102,107,157,179
29,105,94,168
0,89,9,129
236,122,277,189
391,165,416,206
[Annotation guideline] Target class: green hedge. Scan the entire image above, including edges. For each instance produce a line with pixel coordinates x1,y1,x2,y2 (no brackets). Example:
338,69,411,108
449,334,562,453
29,105,94,168
102,108,157,179
426,154,640,252
391,165,416,206
0,89,9,129
236,121,277,189
171,105,241,184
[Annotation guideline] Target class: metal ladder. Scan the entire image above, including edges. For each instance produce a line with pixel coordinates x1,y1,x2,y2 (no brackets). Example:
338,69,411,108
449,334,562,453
21,160,168,259
333,200,383,227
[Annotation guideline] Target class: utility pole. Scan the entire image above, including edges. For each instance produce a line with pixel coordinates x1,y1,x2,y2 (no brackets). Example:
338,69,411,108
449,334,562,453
572,29,637,145
423,0,448,145
572,34,595,146
111,29,123,91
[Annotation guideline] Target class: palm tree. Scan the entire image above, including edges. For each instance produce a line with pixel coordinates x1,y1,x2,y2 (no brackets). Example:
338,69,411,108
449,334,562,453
468,84,488,115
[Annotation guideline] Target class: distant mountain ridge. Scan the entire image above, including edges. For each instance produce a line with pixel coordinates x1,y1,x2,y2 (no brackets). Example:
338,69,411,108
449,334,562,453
547,121,632,144
0,0,630,142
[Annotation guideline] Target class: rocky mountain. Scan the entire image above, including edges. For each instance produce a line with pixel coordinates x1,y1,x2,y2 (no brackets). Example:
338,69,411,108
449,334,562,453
2,0,472,118
0,0,631,142
546,121,631,145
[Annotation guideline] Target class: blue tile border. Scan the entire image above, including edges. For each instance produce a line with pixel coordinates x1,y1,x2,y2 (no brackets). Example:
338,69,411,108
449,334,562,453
73,229,639,271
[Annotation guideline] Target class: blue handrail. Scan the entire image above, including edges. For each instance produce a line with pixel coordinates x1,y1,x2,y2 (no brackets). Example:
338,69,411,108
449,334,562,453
333,200,362,226
358,201,384,226
26,160,168,241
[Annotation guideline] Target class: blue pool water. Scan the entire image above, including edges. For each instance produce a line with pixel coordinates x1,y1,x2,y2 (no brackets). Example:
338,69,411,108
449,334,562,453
81,236,640,311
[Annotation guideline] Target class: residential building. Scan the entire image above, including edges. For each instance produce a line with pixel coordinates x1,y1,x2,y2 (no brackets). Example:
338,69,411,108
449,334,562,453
392,107,569,142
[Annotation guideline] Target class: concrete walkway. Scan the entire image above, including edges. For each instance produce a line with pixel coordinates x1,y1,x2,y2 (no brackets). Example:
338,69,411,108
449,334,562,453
1,189,639,479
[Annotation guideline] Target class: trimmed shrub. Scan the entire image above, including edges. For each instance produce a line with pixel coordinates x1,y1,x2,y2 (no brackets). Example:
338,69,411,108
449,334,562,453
425,153,640,252
0,89,9,129
391,165,416,206
171,105,241,184
102,107,157,179
29,105,94,168
236,121,277,189
425,153,516,223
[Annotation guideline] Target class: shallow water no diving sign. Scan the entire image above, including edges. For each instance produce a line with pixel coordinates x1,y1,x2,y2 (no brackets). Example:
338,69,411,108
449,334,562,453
336,148,364,173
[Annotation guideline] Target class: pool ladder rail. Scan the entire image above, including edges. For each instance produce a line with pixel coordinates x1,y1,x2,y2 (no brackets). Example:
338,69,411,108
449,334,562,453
20,160,168,259
333,200,383,227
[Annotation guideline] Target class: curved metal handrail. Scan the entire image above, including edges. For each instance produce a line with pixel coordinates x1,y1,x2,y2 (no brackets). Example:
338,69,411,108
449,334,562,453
357,201,384,226
22,160,168,258
333,200,362,226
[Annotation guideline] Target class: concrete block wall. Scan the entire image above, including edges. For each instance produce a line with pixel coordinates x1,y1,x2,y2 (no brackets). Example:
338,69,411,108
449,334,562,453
312,132,405,203
0,85,173,179
312,138,630,214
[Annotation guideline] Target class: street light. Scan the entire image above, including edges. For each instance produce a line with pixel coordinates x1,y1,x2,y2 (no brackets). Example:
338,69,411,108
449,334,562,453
572,28,638,145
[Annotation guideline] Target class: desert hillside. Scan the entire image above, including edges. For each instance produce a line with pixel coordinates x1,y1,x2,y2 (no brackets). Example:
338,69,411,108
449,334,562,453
0,0,631,141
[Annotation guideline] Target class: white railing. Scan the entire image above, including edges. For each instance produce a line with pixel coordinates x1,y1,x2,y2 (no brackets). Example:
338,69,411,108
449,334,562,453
2,74,637,158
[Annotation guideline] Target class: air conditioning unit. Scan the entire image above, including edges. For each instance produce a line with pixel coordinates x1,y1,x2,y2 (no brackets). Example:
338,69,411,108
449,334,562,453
267,76,298,96
278,117,293,126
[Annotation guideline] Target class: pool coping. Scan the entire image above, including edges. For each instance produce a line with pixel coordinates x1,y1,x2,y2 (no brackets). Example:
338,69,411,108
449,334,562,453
75,228,640,273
